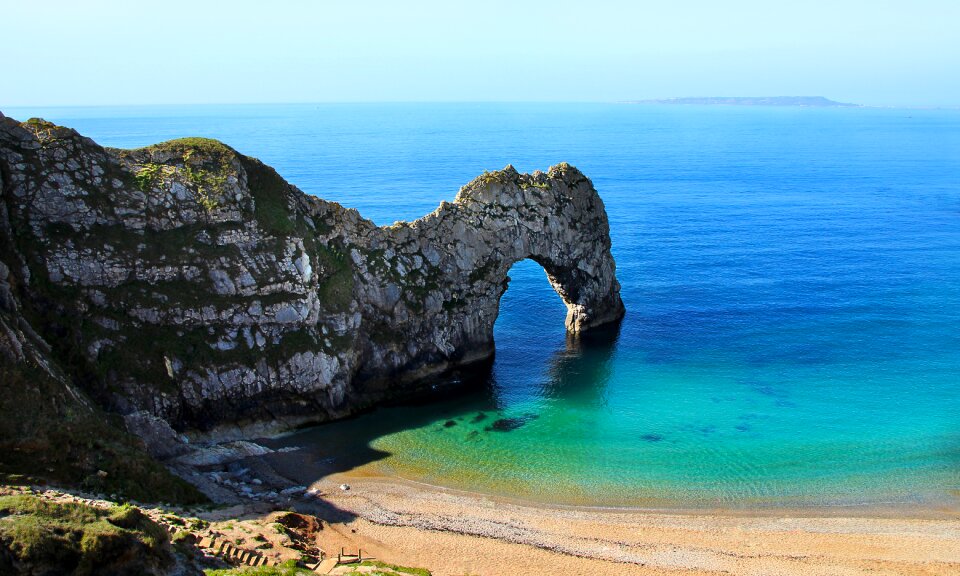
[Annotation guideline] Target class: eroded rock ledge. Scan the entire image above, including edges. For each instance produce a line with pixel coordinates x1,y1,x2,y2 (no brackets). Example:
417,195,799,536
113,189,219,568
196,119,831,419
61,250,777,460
0,113,624,440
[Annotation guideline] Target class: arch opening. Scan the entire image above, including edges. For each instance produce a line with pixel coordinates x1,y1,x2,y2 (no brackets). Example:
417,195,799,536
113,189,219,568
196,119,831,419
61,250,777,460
489,258,624,406
494,258,570,345
490,258,569,404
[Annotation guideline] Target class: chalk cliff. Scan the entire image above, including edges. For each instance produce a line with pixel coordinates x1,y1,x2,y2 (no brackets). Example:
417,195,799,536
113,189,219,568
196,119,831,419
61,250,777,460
0,113,624,445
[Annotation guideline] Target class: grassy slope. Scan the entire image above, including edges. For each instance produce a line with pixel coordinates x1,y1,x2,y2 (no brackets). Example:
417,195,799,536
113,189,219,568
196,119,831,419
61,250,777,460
0,359,206,504
0,494,173,575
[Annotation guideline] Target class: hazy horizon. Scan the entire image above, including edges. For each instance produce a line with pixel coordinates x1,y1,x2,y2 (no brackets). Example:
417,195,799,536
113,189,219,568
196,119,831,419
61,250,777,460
2,0,959,108
5,100,960,114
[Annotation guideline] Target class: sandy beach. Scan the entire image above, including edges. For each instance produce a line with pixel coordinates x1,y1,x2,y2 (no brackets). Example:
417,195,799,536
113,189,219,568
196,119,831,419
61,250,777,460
292,472,960,576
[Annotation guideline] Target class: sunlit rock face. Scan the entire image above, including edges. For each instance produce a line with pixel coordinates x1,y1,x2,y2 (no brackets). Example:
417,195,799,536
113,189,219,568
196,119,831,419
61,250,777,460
0,112,624,437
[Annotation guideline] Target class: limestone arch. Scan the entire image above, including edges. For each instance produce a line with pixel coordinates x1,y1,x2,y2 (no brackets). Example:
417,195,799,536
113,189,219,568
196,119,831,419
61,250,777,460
358,162,625,386
449,163,626,336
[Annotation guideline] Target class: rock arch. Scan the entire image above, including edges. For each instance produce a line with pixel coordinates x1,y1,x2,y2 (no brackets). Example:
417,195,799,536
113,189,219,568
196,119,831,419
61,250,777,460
353,163,626,386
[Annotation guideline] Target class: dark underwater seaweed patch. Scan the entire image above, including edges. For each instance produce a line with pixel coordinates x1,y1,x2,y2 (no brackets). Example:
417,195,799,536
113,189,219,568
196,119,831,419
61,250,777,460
485,413,539,432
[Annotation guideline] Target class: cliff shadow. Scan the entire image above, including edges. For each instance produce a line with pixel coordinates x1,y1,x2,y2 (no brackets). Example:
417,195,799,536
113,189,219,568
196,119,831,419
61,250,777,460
253,359,501,486
252,320,622,491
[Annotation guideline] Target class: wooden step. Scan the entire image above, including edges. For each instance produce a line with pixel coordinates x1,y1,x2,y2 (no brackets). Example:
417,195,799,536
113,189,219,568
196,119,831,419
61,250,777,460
169,529,277,568
315,558,339,574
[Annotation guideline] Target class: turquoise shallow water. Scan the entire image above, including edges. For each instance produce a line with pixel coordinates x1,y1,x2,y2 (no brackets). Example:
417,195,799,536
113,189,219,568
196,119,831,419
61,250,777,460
6,103,960,507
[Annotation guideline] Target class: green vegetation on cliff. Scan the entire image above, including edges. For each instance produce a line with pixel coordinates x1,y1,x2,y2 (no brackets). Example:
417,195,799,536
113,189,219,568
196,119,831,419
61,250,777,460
242,155,297,236
0,361,206,505
0,494,173,575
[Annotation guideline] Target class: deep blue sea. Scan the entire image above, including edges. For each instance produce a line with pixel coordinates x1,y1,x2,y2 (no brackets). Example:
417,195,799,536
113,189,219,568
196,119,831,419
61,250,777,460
8,103,960,507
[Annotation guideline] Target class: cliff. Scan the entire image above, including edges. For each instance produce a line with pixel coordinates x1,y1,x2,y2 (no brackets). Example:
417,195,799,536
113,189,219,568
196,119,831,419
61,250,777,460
0,188,204,501
0,112,624,451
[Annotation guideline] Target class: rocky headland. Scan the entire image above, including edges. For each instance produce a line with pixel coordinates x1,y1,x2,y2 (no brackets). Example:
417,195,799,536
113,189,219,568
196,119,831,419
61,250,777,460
0,111,623,480
626,96,859,107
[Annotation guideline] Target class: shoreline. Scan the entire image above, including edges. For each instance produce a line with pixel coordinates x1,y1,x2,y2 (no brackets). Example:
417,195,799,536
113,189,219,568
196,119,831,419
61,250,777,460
254,404,960,523
334,468,960,520
293,471,960,575
168,400,960,574
158,434,960,574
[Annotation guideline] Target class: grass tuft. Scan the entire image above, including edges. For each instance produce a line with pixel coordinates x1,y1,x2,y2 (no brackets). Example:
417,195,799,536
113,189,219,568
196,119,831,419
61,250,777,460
204,559,312,575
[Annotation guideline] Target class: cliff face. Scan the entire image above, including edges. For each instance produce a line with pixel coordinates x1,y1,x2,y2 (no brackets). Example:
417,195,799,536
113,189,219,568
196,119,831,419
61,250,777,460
0,190,204,501
0,113,624,440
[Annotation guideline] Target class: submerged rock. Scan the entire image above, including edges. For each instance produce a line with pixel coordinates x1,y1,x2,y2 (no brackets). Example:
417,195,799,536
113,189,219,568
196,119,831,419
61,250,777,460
486,413,539,432
488,418,527,432
0,112,624,440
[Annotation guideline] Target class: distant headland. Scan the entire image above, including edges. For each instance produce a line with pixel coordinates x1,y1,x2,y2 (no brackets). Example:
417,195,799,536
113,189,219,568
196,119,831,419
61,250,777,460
625,96,859,107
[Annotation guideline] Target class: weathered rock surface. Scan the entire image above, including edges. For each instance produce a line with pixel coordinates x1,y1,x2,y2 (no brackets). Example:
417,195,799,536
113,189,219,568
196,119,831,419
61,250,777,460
0,162,205,502
0,112,624,438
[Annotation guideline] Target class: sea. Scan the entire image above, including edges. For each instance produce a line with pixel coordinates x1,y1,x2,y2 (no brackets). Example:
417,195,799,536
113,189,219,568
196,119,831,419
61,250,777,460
7,103,960,508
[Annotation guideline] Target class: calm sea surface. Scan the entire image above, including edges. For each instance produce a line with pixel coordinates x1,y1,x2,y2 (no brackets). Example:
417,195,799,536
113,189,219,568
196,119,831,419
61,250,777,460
8,103,960,507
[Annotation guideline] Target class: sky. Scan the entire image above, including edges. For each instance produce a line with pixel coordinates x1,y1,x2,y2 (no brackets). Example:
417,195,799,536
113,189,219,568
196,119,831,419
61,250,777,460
2,0,958,107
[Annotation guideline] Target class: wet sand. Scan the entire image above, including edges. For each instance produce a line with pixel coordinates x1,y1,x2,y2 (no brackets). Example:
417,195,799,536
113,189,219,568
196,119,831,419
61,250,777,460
301,471,960,576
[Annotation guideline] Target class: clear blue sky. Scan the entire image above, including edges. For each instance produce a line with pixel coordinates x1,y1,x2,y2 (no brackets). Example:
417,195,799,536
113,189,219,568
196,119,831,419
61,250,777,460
2,0,958,107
